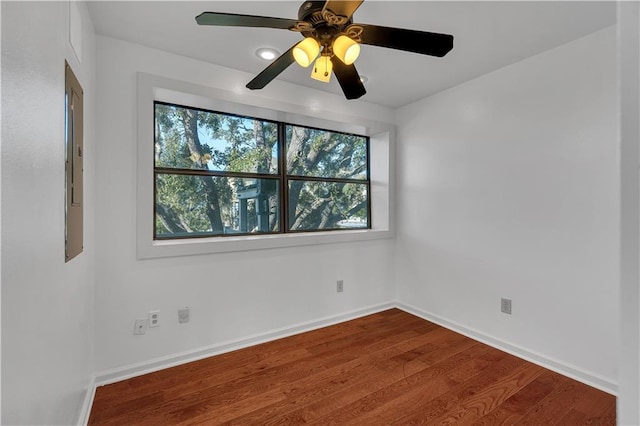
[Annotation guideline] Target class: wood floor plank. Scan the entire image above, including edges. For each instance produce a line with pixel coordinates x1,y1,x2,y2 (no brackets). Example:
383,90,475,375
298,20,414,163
303,342,500,424
159,317,431,425
556,407,616,426
88,309,616,425
513,374,597,425
283,341,485,424
321,347,520,425
470,370,557,425
416,362,544,425
572,384,620,417
167,329,424,425
221,327,453,425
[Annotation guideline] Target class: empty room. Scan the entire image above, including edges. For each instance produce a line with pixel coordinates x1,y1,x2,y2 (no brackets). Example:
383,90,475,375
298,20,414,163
2,1,639,425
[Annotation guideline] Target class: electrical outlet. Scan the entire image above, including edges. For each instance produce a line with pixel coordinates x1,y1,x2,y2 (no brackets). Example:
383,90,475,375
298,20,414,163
178,307,190,323
134,318,148,335
149,310,160,328
501,298,512,315
337,280,344,293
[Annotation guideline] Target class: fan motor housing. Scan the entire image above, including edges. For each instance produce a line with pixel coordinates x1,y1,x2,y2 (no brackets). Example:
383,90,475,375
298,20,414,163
297,0,353,42
298,1,325,21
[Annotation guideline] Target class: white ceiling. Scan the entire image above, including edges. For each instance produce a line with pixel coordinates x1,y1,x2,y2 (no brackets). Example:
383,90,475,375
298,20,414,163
87,1,616,108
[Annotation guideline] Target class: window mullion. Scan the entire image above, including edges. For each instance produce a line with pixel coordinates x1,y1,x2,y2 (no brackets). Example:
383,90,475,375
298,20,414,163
286,175,368,185
279,123,288,233
155,167,275,180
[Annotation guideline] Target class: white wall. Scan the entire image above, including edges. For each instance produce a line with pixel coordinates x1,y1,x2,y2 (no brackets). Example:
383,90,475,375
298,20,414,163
618,2,640,424
1,1,96,425
395,26,619,391
93,36,396,375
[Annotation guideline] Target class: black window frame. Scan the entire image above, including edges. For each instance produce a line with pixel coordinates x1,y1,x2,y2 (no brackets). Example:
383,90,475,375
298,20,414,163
153,101,371,240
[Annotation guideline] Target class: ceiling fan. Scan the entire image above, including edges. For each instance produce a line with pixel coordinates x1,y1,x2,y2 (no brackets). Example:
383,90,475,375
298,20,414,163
196,0,454,100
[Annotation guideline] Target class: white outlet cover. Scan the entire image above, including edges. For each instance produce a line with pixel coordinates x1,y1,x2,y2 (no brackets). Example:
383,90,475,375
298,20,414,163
178,307,190,323
501,298,512,315
149,310,159,327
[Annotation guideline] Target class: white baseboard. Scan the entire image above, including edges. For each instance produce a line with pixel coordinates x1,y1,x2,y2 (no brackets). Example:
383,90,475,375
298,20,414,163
78,376,96,426
395,301,618,396
95,302,394,386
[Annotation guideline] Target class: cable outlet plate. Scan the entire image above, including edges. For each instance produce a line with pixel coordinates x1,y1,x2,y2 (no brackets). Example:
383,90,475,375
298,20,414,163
134,318,148,335
178,307,190,323
501,298,512,315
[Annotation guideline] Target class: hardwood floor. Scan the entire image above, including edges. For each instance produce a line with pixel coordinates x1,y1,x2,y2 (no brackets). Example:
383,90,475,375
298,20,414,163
89,309,615,425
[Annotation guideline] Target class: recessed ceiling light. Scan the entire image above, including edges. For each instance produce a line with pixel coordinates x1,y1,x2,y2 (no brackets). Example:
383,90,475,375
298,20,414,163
360,75,369,84
255,48,279,61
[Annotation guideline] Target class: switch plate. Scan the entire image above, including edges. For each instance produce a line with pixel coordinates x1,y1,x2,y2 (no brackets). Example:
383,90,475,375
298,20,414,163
337,280,344,293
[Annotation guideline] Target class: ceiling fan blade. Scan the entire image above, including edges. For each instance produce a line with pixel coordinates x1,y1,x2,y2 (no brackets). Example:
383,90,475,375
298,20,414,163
322,0,364,19
359,24,454,57
246,46,296,90
331,57,366,100
196,12,299,30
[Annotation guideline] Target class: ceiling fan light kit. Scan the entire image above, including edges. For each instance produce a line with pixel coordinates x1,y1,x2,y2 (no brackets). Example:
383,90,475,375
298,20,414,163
196,0,454,100
333,35,360,65
311,55,333,82
293,37,320,67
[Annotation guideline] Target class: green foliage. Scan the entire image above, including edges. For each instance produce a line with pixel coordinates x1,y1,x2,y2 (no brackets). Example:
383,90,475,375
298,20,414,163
286,126,367,180
289,181,368,231
156,174,213,234
154,103,369,237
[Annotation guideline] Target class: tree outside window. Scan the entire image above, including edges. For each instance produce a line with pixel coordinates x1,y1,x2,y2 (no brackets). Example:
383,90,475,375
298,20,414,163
154,102,370,239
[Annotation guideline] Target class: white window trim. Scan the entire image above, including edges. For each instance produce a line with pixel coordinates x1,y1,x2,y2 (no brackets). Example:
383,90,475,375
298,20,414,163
137,73,394,259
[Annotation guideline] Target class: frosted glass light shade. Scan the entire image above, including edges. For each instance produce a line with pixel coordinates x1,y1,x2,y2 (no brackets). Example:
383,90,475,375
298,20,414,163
293,37,320,67
311,56,333,83
333,35,360,65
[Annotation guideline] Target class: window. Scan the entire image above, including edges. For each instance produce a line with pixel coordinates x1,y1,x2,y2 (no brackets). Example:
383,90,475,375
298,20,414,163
137,73,392,258
154,102,370,239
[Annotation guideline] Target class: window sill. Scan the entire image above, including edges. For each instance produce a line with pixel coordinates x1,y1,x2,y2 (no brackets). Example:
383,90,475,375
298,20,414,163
139,229,392,259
